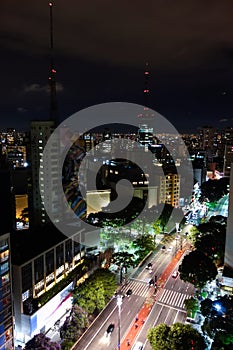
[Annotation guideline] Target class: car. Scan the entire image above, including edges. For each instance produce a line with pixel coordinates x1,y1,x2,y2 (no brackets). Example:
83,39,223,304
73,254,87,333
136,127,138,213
132,341,143,350
126,289,132,297
161,245,166,251
185,317,196,324
172,271,179,278
106,323,115,335
146,262,153,270
167,247,172,252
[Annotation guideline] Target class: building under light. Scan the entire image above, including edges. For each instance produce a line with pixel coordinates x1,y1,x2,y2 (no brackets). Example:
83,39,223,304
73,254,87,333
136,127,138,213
159,173,180,207
222,164,233,294
12,229,86,344
0,156,15,350
29,120,61,228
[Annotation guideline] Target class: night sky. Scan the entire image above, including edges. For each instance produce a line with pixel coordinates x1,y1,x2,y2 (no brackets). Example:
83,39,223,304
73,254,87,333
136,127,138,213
1,0,233,133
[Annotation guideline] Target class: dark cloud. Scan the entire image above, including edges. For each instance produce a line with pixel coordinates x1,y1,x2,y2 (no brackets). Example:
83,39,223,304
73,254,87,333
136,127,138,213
2,0,233,69
23,82,64,94
1,0,233,131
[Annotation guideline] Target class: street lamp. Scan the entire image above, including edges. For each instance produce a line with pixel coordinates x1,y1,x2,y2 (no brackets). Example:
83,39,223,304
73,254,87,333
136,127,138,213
117,295,123,350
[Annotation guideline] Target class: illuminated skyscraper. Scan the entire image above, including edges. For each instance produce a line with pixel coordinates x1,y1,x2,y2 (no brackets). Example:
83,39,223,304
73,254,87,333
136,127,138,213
0,156,14,349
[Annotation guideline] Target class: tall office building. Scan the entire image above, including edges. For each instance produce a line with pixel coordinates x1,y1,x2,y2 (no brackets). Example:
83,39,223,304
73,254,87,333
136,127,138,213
221,164,233,294
224,165,233,272
29,120,61,228
0,156,15,350
198,126,215,152
159,173,180,208
189,150,207,186
223,127,233,177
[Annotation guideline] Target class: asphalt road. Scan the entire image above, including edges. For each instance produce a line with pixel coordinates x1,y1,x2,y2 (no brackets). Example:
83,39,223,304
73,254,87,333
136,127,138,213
73,235,187,350
133,257,195,350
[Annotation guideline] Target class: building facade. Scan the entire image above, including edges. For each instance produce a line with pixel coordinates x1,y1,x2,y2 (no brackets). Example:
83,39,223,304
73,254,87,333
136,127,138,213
159,173,180,207
12,230,85,344
0,156,14,350
29,120,61,227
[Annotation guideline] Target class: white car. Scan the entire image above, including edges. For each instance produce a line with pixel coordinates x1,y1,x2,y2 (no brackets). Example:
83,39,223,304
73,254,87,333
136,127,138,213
167,247,172,252
172,271,179,278
132,341,143,350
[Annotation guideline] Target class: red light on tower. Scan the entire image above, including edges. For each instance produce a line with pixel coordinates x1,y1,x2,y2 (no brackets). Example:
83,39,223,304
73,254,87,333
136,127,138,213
49,2,53,7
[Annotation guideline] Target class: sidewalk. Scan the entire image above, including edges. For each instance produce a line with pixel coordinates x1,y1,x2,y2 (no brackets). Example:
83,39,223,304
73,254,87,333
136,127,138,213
120,245,187,350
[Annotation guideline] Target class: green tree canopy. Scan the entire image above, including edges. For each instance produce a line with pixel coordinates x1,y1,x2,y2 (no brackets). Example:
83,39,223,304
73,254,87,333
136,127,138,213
184,297,198,316
132,233,154,261
147,324,170,350
25,333,61,350
201,294,233,347
147,322,206,350
111,251,135,268
194,222,226,265
60,305,89,342
178,250,217,288
72,268,117,314
200,177,229,203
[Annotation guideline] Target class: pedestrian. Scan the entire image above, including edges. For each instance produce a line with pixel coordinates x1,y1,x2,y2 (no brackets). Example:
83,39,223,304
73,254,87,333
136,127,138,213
135,323,138,329
126,339,130,346
135,316,138,322
141,319,145,324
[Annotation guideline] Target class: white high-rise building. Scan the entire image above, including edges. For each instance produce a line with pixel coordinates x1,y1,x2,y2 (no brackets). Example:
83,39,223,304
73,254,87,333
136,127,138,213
222,164,233,294
29,120,61,227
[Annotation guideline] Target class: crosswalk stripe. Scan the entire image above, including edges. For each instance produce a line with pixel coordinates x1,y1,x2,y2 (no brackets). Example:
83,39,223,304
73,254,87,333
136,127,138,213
159,288,169,302
120,280,150,297
174,293,183,307
177,294,186,307
158,288,191,309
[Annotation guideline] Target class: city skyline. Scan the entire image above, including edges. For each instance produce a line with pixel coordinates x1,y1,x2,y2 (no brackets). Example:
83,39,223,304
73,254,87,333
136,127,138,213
1,0,233,133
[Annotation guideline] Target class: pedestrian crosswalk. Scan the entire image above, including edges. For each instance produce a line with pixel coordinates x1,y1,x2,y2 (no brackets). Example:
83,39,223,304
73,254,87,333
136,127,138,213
119,279,193,310
120,279,151,298
157,288,191,309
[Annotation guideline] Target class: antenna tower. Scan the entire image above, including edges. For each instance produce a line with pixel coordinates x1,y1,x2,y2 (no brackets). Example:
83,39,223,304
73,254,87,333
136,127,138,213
48,2,58,122
138,62,154,120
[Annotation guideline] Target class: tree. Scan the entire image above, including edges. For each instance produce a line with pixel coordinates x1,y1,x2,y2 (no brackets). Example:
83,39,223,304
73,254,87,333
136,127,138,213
194,222,226,265
60,305,89,343
200,177,229,203
200,297,213,317
178,250,217,288
132,234,154,261
91,268,117,301
25,333,61,350
99,247,114,268
111,251,136,283
147,323,170,350
170,322,206,350
201,295,233,346
147,322,206,350
74,279,105,314
184,297,198,317
111,251,135,269
72,268,117,315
